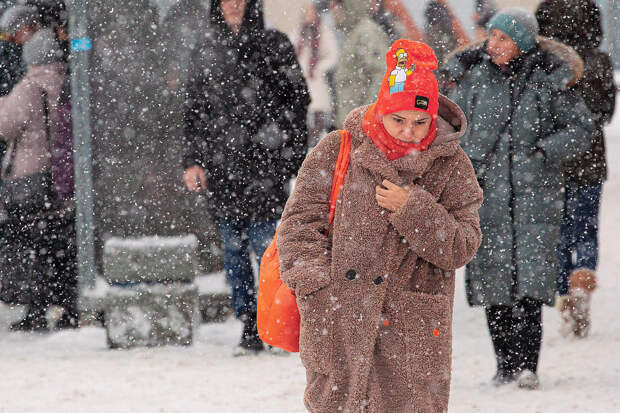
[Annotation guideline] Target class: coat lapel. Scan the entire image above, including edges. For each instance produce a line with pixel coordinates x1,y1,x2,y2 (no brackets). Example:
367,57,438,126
351,138,402,185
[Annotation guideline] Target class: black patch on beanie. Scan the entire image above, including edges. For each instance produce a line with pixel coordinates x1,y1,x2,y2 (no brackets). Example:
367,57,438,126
415,96,429,110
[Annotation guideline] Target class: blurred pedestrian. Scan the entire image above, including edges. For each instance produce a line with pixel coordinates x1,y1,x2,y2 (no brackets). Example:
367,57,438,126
277,39,482,413
294,1,338,147
473,0,497,41
183,0,310,355
536,0,616,338
332,0,389,128
369,0,403,43
0,4,40,45
26,0,77,331
424,1,458,64
25,0,69,62
0,4,41,162
161,0,210,93
0,2,24,97
0,28,77,331
444,8,594,389
328,0,345,44
0,2,26,170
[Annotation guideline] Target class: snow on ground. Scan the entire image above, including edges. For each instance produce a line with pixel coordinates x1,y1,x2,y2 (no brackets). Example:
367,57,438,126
2,122,620,412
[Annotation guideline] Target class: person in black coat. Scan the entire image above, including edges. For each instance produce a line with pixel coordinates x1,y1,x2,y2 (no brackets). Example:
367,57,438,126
536,0,616,338
183,0,310,355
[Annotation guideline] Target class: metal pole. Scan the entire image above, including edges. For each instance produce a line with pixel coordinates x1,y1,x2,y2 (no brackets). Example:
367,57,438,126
610,0,620,69
67,0,97,292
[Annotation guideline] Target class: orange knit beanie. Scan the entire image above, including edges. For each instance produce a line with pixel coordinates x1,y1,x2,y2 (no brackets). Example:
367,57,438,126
362,40,440,159
375,39,439,118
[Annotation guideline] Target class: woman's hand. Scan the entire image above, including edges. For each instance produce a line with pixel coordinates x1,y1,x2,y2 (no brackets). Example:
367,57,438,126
376,179,411,212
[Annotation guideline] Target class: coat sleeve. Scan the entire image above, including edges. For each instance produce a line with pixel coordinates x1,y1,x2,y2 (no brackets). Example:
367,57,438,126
535,85,595,165
277,131,341,297
389,149,483,271
182,42,213,170
444,47,487,122
579,52,616,125
0,80,35,142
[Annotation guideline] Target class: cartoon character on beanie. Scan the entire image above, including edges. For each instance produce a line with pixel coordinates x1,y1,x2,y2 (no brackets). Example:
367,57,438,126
363,40,441,159
389,48,416,93
376,39,439,119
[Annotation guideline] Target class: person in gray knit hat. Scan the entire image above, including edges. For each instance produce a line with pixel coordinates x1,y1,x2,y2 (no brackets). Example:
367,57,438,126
484,7,540,68
488,7,539,54
443,6,594,390
22,28,63,66
0,5,40,44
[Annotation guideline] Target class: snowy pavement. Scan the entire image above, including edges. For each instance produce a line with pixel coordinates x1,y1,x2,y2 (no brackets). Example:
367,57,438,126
2,126,620,412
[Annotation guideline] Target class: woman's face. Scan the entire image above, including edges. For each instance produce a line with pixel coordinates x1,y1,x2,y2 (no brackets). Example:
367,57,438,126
221,0,247,33
382,110,432,144
487,28,522,66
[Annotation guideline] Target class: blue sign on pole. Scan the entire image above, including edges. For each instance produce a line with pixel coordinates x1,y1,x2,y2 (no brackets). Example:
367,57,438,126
71,37,92,52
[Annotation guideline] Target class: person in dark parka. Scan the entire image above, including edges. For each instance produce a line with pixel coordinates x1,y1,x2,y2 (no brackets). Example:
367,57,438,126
536,0,616,339
444,8,594,389
183,0,310,355
424,1,458,65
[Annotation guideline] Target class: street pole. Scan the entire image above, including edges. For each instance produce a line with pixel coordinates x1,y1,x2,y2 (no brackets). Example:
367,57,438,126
67,0,97,294
610,0,620,69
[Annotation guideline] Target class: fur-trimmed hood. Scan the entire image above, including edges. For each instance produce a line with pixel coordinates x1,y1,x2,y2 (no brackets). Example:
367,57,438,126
443,36,584,87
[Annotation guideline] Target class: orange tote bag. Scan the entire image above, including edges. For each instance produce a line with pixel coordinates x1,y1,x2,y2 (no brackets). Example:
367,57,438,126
257,130,352,352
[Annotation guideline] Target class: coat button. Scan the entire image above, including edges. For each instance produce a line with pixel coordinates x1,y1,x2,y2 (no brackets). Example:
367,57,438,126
345,269,357,280
373,276,383,285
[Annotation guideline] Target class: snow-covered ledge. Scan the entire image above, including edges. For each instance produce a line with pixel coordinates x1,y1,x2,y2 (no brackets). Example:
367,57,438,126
102,235,200,349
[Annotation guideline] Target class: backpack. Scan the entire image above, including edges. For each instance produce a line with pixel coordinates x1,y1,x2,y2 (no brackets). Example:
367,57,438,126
257,130,352,352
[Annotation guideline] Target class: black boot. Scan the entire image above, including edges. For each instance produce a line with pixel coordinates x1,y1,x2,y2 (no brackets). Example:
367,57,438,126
486,305,518,386
233,311,264,356
10,306,48,332
491,368,518,386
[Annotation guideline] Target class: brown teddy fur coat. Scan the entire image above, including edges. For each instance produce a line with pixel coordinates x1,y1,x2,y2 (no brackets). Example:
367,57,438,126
277,95,483,413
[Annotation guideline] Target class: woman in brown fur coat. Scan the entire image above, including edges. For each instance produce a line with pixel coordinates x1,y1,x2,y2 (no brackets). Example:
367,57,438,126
277,39,483,413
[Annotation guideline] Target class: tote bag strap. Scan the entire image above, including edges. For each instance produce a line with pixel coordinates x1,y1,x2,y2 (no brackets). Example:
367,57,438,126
41,89,51,151
327,130,352,227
